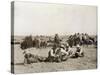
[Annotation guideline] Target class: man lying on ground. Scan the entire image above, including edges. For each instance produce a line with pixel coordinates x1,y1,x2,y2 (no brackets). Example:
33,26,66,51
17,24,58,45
23,49,46,65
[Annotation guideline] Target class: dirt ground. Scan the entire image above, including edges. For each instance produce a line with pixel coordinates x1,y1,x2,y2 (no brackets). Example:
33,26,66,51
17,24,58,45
12,44,97,74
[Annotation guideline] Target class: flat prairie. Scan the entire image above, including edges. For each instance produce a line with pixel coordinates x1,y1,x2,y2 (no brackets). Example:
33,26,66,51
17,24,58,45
12,44,97,74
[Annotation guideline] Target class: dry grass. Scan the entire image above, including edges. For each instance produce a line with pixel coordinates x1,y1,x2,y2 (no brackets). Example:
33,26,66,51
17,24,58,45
12,44,97,74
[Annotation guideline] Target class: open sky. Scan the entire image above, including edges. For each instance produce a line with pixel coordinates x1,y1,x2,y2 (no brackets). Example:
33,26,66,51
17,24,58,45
14,1,97,36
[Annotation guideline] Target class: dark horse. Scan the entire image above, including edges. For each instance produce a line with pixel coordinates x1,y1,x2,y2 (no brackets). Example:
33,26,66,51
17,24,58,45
67,33,95,47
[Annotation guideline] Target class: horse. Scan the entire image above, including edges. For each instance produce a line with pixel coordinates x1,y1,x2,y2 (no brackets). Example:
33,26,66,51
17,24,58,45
40,39,47,48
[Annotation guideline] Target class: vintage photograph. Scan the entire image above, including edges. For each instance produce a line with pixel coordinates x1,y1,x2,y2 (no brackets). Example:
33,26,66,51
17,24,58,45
11,1,97,74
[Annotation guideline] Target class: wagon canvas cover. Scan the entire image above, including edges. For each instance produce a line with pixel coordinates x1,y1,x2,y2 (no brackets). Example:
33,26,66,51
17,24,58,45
11,1,97,74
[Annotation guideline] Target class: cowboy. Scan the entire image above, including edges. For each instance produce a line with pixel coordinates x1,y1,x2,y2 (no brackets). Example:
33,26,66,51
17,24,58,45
69,44,84,58
23,49,40,64
76,44,84,57
54,34,61,47
65,43,70,51
23,49,32,64
59,44,68,55
55,44,69,62
47,46,58,62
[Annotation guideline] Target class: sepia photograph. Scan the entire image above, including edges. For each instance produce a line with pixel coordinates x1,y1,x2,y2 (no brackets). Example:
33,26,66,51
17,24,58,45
11,1,97,74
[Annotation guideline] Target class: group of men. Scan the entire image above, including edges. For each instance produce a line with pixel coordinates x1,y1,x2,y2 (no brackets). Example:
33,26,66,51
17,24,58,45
23,34,84,64
47,34,84,62
47,43,84,62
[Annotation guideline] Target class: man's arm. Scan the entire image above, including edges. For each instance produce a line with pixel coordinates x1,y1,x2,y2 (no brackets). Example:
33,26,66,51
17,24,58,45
60,48,69,55
50,50,55,57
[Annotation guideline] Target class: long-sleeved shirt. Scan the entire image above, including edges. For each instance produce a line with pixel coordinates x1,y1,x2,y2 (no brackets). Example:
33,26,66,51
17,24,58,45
49,49,56,57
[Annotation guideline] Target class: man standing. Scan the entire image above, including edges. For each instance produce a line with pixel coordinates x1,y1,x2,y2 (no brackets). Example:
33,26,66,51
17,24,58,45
54,34,61,47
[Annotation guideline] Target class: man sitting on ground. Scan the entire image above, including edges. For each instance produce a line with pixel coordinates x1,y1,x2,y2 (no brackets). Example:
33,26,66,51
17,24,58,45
47,45,58,62
55,44,69,62
76,44,84,57
69,44,84,58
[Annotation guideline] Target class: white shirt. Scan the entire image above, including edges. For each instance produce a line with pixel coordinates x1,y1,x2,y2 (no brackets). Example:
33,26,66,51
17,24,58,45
49,49,55,57
60,48,69,55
